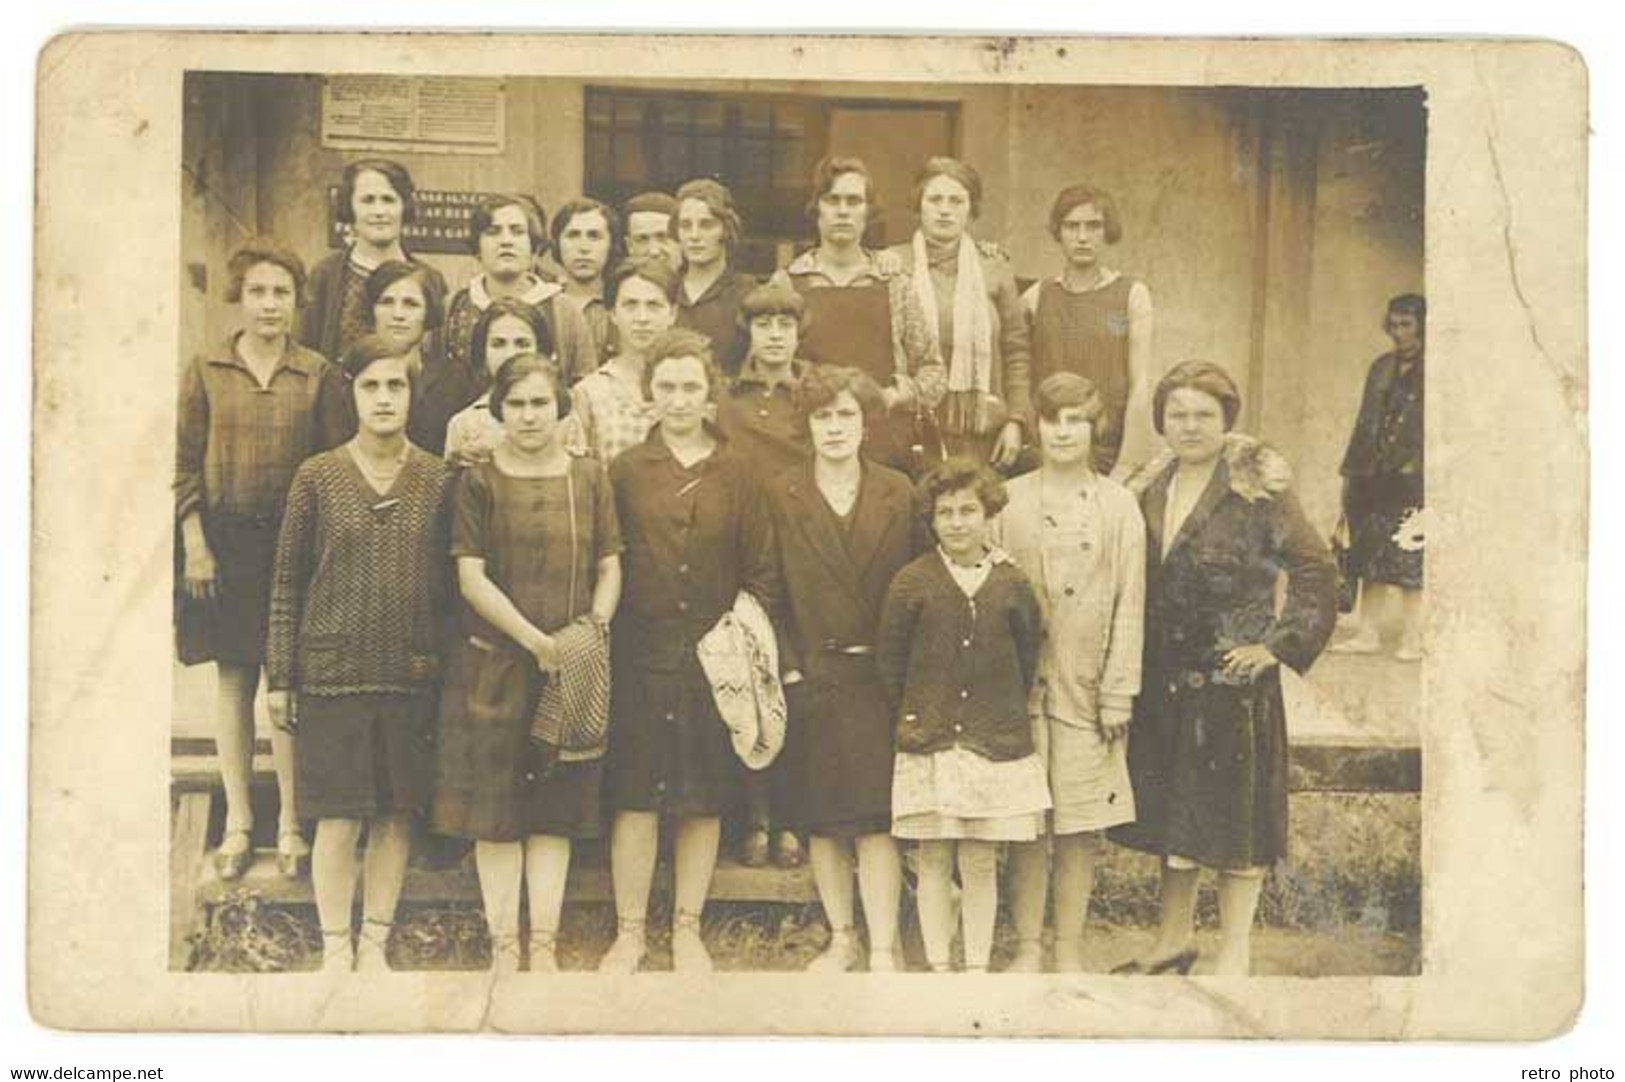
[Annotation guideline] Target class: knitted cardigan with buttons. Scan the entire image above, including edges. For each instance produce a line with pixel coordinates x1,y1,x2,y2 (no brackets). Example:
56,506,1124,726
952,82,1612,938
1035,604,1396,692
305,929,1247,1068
876,551,1043,761
266,445,452,696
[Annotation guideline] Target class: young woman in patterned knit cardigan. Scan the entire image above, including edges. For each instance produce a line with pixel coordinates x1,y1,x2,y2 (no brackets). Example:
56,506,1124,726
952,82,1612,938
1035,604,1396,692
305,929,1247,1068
267,335,454,975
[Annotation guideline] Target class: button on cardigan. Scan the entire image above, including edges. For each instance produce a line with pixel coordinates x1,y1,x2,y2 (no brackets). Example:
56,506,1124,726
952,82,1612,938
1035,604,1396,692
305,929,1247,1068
876,551,1043,761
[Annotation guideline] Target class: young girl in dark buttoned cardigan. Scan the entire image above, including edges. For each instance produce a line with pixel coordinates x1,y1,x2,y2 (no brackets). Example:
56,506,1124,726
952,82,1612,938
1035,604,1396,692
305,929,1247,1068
877,459,1049,972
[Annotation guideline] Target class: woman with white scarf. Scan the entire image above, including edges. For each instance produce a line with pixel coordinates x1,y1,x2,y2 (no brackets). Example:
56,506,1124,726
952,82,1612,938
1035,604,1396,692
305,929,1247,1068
886,157,1033,471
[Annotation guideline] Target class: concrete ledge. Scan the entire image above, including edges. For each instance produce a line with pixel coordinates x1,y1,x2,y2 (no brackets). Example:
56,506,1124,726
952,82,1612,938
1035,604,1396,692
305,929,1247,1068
196,850,817,907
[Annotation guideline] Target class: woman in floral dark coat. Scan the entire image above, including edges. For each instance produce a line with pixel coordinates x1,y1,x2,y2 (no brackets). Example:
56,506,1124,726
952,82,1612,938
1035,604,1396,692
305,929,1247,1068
1110,361,1337,977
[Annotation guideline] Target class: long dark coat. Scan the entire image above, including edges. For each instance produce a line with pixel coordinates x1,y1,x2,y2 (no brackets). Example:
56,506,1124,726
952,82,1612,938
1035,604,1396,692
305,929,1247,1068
767,460,921,835
605,428,782,818
1109,436,1337,869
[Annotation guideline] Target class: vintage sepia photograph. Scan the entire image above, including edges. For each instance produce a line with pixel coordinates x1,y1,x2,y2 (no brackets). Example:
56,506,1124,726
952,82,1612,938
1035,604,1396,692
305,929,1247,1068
28,31,1587,1040
169,67,1423,979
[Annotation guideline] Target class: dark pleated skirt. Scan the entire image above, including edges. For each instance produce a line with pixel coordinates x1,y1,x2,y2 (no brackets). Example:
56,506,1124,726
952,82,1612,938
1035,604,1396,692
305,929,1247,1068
1345,472,1424,590
296,692,436,821
606,662,741,818
174,512,280,667
774,659,894,838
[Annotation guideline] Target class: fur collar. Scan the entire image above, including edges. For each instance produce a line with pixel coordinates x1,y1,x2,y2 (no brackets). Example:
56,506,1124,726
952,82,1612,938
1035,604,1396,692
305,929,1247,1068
1124,433,1293,502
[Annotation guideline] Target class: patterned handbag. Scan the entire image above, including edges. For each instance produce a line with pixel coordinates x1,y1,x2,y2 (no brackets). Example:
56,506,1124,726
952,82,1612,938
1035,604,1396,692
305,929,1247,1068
528,469,612,761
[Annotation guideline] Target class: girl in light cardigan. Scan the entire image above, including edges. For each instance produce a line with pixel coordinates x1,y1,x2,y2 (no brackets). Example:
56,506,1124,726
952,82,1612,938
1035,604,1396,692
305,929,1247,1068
996,373,1146,972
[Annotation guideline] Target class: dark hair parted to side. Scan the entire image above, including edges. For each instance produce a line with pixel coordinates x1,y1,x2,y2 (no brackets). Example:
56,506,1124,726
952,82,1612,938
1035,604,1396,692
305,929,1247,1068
487,352,572,422
1151,360,1243,435
911,157,984,221
1047,183,1124,244
340,333,417,386
550,197,623,260
1386,292,1427,331
225,237,308,305
607,256,682,306
471,298,555,377
641,327,722,402
469,193,548,256
795,365,886,433
674,178,744,254
622,191,679,222
363,260,447,332
804,155,883,231
337,158,418,226
920,456,1010,524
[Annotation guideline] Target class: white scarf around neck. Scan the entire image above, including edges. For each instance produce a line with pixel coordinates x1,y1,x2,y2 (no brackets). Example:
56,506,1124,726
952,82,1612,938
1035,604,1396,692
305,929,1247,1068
911,230,994,393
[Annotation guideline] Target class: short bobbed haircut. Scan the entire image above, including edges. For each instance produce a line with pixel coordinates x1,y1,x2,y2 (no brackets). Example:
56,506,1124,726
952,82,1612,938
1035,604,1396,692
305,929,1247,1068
1047,183,1124,245
911,157,984,221
488,352,572,422
674,178,744,254
804,156,883,232
795,365,886,433
225,237,308,305
641,328,722,402
608,256,682,306
1152,360,1243,435
1386,292,1427,332
920,456,1010,525
1033,372,1109,454
364,260,447,332
471,298,555,378
738,275,809,333
469,193,548,257
337,158,417,226
340,333,416,387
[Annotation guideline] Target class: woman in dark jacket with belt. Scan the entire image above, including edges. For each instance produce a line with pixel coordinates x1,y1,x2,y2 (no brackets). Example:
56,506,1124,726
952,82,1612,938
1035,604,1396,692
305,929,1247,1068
1110,361,1337,977
767,365,920,972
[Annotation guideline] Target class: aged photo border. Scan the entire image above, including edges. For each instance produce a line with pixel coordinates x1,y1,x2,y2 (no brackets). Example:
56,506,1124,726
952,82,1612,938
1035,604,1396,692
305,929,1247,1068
30,31,1586,1037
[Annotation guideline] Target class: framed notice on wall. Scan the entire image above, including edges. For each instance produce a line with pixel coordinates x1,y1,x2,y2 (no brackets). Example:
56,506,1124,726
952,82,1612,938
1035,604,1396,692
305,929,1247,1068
325,186,500,253
321,75,506,155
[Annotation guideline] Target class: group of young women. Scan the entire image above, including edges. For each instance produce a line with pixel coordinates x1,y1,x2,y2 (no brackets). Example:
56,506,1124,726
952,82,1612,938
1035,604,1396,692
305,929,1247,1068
177,149,1422,977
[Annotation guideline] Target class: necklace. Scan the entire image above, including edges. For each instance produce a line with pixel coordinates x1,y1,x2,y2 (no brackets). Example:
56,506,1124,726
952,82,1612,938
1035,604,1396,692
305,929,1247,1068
350,440,408,492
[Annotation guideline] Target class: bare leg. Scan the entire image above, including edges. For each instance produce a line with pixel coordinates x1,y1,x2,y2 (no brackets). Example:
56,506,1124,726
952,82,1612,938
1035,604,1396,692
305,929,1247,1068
356,813,413,972
740,773,771,866
1007,840,1049,971
601,810,658,973
474,840,524,973
1396,586,1424,659
915,841,956,971
1333,582,1384,653
1213,870,1265,976
957,841,998,972
524,835,572,972
807,836,858,971
1051,833,1100,971
213,663,258,851
1145,862,1201,962
672,816,721,972
855,833,903,970
312,817,362,972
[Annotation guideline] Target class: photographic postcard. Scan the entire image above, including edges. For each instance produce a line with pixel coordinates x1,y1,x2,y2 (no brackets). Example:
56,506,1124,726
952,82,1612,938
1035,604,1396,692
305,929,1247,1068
29,30,1585,1036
